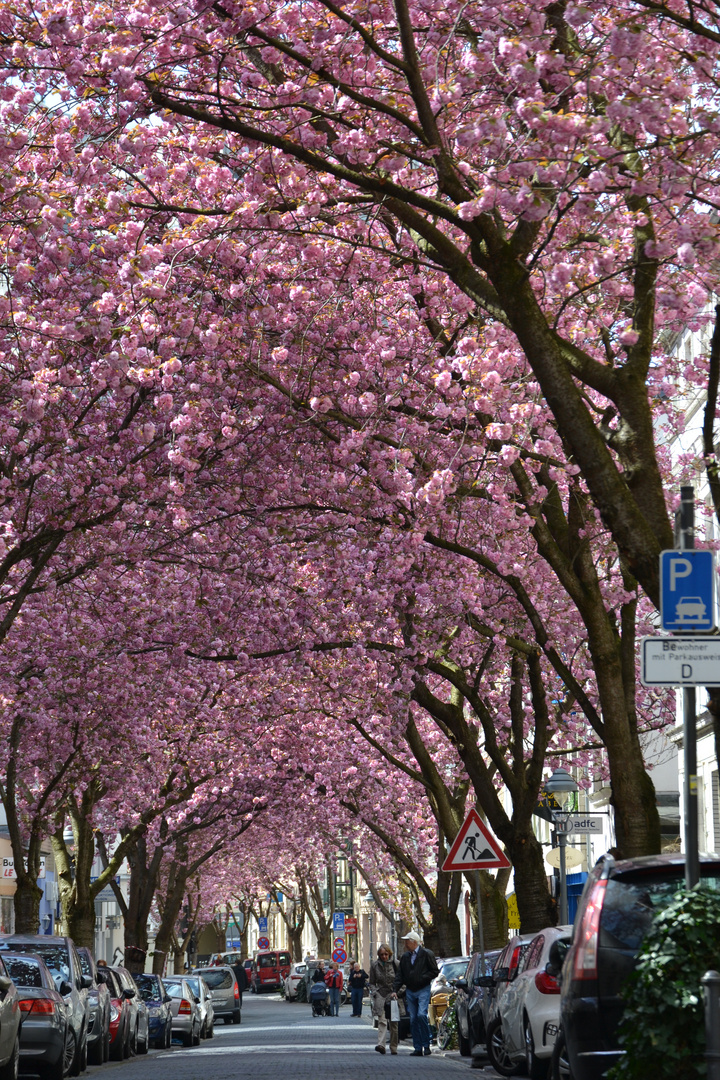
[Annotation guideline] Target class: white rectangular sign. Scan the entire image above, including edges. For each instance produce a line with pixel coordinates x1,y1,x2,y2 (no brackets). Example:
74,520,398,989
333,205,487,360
641,636,720,686
566,815,605,834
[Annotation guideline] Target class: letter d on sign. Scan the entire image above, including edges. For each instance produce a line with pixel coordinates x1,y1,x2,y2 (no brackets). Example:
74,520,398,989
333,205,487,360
682,664,693,678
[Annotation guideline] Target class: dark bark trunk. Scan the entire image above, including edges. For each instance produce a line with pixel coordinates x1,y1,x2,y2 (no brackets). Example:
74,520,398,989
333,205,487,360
122,835,165,973
289,927,303,962
152,857,189,975
13,876,43,935
607,740,661,857
506,829,555,933
469,869,510,951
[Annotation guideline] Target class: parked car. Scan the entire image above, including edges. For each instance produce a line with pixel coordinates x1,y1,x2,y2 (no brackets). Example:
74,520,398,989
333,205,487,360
76,947,111,1066
0,934,90,1076
2,953,54,1077
561,851,720,1080
133,973,173,1049
431,955,470,997
182,974,214,1038
193,965,240,1024
283,963,308,1001
493,924,573,1078
452,948,503,1057
164,977,202,1047
109,965,149,1055
104,967,133,1060
250,950,291,993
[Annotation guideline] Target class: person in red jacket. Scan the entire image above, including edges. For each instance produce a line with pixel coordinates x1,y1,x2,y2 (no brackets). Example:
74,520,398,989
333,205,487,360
324,962,343,1016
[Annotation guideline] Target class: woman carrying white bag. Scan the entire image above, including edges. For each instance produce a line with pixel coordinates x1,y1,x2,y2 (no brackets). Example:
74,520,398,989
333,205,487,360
369,943,403,1054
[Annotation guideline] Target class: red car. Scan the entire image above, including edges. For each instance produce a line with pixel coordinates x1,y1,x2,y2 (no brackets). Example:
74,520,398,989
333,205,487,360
103,968,133,1060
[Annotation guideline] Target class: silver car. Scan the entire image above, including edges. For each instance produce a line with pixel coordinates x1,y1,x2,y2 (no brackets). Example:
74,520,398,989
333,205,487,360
193,966,240,1024
182,975,214,1038
164,977,202,1047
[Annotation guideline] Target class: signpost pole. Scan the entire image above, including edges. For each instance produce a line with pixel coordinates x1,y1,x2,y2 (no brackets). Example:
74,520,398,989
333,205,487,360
475,869,485,973
678,485,700,890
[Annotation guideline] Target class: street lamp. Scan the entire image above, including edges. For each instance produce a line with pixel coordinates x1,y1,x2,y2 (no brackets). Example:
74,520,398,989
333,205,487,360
545,768,579,925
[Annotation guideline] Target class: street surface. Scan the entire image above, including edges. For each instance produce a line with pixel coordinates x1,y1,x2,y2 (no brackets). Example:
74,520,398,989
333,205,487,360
82,992,503,1079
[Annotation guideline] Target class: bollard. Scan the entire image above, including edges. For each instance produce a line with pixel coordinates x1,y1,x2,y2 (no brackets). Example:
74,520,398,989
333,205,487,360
702,970,720,1080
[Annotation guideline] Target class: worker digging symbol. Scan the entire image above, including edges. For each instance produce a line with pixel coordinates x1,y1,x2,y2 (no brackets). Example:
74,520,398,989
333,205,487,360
462,830,494,861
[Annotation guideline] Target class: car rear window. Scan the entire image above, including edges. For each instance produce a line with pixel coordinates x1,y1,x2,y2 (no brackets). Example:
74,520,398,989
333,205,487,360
5,956,44,988
258,955,276,968
198,970,233,989
165,983,185,998
601,870,720,951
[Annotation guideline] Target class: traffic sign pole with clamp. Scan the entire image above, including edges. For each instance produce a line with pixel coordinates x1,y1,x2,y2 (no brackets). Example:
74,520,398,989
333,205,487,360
678,487,700,890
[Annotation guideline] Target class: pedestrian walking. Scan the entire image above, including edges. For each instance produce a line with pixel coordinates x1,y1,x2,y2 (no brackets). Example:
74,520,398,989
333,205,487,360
232,959,249,1001
324,961,343,1016
369,944,400,1055
392,931,438,1057
347,961,368,1017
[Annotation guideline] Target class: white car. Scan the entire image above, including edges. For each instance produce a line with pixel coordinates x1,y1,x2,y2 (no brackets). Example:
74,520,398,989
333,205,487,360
493,924,572,1079
283,963,308,1000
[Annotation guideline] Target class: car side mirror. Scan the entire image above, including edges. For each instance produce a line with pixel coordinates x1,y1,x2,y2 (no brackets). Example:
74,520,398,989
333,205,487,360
123,988,136,999
193,994,200,1004
164,995,172,1004
0,975,11,994
494,967,509,983
59,980,73,997
473,975,494,988
95,970,107,984
451,978,468,991
81,975,93,990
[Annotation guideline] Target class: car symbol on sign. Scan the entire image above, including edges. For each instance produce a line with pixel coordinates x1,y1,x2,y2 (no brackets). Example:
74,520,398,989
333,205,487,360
674,596,708,624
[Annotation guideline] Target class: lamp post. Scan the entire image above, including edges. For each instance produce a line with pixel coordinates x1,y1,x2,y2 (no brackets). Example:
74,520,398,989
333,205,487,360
545,768,579,925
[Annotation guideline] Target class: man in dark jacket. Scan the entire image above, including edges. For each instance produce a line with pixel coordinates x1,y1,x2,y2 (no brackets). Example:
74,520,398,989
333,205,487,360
392,931,439,1056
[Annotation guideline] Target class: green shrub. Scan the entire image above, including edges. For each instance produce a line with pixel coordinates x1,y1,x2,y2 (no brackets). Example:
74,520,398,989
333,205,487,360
610,885,720,1080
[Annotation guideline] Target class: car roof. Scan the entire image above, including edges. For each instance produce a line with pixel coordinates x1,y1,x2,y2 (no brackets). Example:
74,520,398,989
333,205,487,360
599,850,720,876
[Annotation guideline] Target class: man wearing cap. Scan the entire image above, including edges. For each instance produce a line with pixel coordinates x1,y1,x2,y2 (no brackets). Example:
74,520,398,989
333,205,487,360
392,931,439,1057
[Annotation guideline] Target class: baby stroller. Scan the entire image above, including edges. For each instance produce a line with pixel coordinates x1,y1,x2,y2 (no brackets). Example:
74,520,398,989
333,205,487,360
309,981,331,1016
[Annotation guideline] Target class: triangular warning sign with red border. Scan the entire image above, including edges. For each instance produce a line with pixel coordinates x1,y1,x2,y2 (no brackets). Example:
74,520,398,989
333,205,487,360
442,808,510,871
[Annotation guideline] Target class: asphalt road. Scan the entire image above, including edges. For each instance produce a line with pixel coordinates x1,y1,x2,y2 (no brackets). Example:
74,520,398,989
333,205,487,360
81,992,503,1080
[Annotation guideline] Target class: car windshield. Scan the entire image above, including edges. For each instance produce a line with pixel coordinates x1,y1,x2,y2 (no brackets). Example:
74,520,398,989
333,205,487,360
1,943,71,988
135,975,163,1002
5,956,44,988
438,961,467,981
197,970,232,989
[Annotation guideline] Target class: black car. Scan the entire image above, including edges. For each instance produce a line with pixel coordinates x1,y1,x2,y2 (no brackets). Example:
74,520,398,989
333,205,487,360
561,851,720,1080
76,947,111,1065
452,948,503,1056
4,951,73,1080
0,935,91,1077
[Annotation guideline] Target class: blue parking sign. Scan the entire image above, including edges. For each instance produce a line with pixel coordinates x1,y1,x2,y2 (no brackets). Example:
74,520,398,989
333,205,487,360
332,912,345,933
258,916,268,934
660,550,716,631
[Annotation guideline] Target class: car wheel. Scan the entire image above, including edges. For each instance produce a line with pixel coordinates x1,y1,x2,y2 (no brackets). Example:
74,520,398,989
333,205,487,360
551,1028,573,1080
137,1027,148,1055
486,1017,522,1077
0,1036,19,1080
165,1020,172,1049
206,1023,214,1040
41,1024,74,1080
192,1023,201,1047
129,1022,138,1057
525,1017,549,1080
87,1033,103,1068
232,1008,241,1025
458,1022,472,1057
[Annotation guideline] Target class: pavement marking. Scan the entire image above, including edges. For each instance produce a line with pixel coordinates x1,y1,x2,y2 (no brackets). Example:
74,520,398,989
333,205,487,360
158,1044,392,1056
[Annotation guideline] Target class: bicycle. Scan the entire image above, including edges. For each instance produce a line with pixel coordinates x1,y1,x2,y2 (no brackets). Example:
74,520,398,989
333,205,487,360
435,990,458,1051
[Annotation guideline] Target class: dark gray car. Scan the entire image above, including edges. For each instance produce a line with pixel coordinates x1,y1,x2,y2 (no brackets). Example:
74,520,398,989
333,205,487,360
0,935,91,1077
192,967,240,1025
4,951,73,1080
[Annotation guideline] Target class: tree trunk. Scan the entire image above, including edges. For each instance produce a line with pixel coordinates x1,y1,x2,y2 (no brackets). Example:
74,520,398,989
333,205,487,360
469,870,510,951
13,875,43,935
505,829,554,933
607,739,661,857
122,835,165,973
152,861,189,975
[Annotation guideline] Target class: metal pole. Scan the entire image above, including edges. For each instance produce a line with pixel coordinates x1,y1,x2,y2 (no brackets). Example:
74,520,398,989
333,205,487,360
679,485,700,890
703,971,720,1080
475,869,485,974
558,831,568,925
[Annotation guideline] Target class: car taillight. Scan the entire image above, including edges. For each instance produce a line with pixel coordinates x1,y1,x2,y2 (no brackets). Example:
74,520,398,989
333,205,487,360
178,999,192,1014
19,998,55,1014
534,970,560,994
573,879,608,980
508,946,522,980
234,983,239,999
